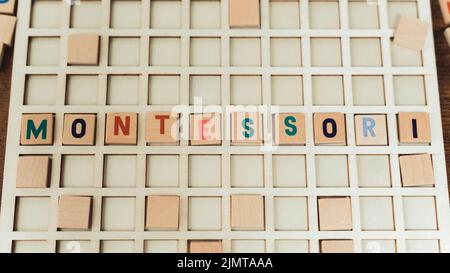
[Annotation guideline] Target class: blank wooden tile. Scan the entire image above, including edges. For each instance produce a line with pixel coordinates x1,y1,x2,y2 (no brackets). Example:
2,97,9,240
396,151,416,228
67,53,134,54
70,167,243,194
273,113,306,145
440,0,450,25
313,113,346,145
354,115,388,146
146,112,178,145
321,240,354,253
189,241,223,253
231,195,265,230
67,34,100,65
57,196,92,230
16,156,50,188
231,112,263,145
399,154,435,187
190,113,222,145
20,114,54,145
393,16,428,52
0,14,16,46
0,0,16,15
398,112,431,144
63,114,96,145
318,197,352,231
229,0,260,28
105,113,138,145
146,196,179,230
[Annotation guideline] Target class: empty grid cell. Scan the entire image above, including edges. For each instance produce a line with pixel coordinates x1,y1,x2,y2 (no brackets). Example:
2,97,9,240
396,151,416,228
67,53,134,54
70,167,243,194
269,0,300,29
405,240,440,253
101,240,135,253
190,0,221,29
274,240,309,253
391,42,422,67
403,196,437,230
13,241,48,253
348,1,379,29
271,75,303,106
144,240,178,253
362,240,396,253
230,75,262,105
231,155,264,188
189,155,221,188
150,0,182,29
310,38,342,67
28,37,60,66
315,155,349,188
393,75,426,105
148,75,180,105
357,155,391,188
150,37,181,66
25,75,57,105
190,37,221,66
146,155,179,188
109,37,141,66
231,240,266,253
102,197,136,231
350,38,382,67
359,197,395,231
230,38,261,67
57,241,91,253
14,197,49,231
107,75,139,105
190,75,221,105
104,155,137,188
270,38,302,67
387,1,418,28
188,197,222,231
61,155,95,188
272,155,306,188
110,0,142,29
312,75,344,105
309,1,340,29
274,197,308,230
70,0,102,28
66,75,99,105
352,76,385,106
31,0,62,28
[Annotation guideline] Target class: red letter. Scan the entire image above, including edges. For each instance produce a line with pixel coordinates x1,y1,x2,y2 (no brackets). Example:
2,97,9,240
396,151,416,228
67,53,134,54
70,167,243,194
155,115,170,134
114,116,130,136
199,118,211,140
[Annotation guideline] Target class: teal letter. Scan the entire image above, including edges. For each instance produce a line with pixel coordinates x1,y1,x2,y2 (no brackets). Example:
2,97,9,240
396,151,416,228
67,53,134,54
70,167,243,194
26,119,47,140
363,117,376,137
284,116,297,136
242,118,254,138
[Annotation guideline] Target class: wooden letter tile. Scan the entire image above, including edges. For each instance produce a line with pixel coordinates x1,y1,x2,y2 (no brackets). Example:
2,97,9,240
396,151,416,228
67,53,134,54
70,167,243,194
231,112,263,145
146,112,179,145
398,112,431,144
318,197,353,231
68,33,100,65
439,0,450,25
273,113,306,145
63,114,96,146
0,14,16,46
229,0,260,28
105,113,138,145
20,114,54,145
146,196,180,230
189,241,223,253
320,240,354,253
393,16,429,52
231,195,265,230
0,0,16,15
399,154,435,187
190,113,222,145
57,196,92,230
16,156,50,188
354,115,388,146
314,113,346,145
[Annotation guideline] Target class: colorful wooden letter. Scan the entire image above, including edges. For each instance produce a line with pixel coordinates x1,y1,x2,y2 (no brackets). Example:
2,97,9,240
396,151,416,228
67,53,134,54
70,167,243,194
231,195,265,231
190,113,222,145
57,196,92,230
318,197,352,231
67,33,100,65
0,14,16,46
439,0,450,25
354,115,388,146
105,113,138,145
229,0,260,28
399,154,435,187
0,0,16,15
146,196,180,230
189,241,223,253
398,112,431,144
273,113,306,145
231,112,263,145
314,113,346,145
320,240,354,253
146,112,178,145
20,114,54,145
63,114,96,145
393,16,429,52
16,156,50,188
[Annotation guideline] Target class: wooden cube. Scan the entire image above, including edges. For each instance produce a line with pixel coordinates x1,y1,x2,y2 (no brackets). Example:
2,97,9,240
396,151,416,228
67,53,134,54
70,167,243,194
229,0,260,28
146,112,179,145
105,113,138,145
393,16,428,52
320,240,354,253
67,34,100,65
146,196,179,230
400,154,435,187
439,0,450,25
398,112,431,144
231,195,265,230
190,113,222,145
273,113,306,145
314,113,346,145
57,196,92,230
63,114,96,146
318,197,353,231
189,241,223,253
16,156,50,188
0,14,16,46
231,112,263,145
0,0,16,15
20,114,54,145
354,115,388,146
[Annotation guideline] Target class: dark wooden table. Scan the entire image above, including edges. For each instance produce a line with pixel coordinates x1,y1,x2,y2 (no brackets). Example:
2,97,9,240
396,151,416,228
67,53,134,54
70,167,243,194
0,2,449,203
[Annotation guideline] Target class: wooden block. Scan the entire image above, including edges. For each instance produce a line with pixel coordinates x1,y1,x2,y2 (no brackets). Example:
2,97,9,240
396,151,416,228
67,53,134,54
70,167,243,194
0,14,16,46
231,112,263,145
393,16,428,52
231,195,265,230
354,115,388,146
145,196,179,230
445,27,450,48
62,114,96,146
0,0,16,15
313,113,346,145
398,112,431,144
20,114,54,145
273,113,306,145
320,240,354,253
146,112,179,145
190,113,222,145
67,34,100,65
318,197,352,231
399,154,435,187
439,0,450,25
57,196,92,230
16,156,50,188
189,241,223,253
105,113,138,145
229,0,260,28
